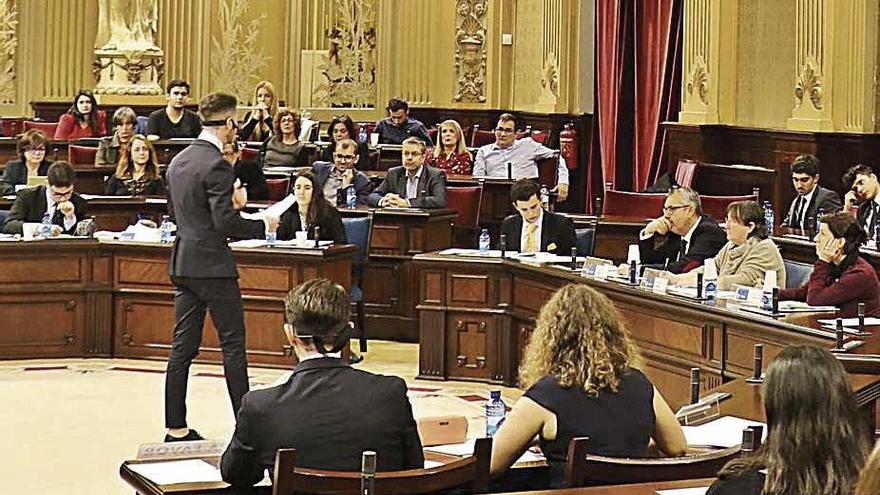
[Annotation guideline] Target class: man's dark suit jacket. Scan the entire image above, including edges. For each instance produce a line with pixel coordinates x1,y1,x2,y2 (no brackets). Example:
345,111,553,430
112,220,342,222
220,357,424,487
855,198,880,234
367,165,447,209
638,215,726,274
277,203,347,244
0,159,51,196
500,210,575,255
782,186,842,228
3,185,87,235
166,139,264,278
311,161,372,207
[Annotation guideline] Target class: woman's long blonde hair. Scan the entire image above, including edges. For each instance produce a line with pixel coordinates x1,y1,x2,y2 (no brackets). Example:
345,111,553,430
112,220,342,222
433,119,468,158
252,80,279,117
519,284,639,396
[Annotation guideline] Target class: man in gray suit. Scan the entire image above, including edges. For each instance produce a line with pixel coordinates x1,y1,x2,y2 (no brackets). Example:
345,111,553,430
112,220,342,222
164,92,279,442
367,137,447,208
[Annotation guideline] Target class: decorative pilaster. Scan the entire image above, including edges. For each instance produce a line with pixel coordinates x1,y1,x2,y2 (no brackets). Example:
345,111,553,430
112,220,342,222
453,0,488,103
0,0,18,105
786,0,833,130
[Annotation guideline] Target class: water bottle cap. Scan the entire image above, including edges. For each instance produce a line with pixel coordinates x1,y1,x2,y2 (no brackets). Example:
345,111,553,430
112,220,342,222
490,390,501,399
481,228,488,234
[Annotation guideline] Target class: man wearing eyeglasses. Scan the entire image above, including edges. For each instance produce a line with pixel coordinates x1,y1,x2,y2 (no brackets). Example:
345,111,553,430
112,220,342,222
147,79,202,140
782,154,841,231
4,161,87,236
626,187,725,274
368,137,447,208
311,138,371,207
472,113,570,202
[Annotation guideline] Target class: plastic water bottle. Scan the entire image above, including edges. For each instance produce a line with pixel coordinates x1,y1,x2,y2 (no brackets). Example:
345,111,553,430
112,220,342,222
485,390,506,437
346,186,357,209
763,201,774,235
159,215,172,244
478,228,490,252
815,207,824,234
40,212,52,238
540,186,550,209
265,230,277,248
358,126,367,144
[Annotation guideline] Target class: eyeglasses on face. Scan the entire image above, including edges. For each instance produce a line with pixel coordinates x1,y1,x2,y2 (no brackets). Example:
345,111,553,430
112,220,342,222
334,154,356,162
662,204,688,213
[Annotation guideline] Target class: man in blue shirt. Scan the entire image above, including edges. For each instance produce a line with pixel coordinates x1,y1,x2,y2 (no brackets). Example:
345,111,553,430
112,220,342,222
373,97,432,145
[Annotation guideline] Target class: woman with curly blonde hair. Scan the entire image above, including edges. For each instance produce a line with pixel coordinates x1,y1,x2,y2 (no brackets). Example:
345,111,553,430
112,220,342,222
490,284,686,487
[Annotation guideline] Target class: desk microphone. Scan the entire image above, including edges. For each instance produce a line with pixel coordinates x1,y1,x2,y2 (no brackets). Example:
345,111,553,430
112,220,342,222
690,367,700,404
696,273,704,298
749,425,764,449
500,234,507,258
740,428,757,457
314,226,321,248
506,162,512,180
832,317,845,352
361,450,376,495
771,287,779,314
571,247,577,271
858,303,866,334
746,344,763,384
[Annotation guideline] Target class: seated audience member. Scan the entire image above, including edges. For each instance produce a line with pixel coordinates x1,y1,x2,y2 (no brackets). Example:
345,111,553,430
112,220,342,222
0,130,52,195
669,200,785,290
368,137,447,208
625,187,726,275
54,89,107,140
220,279,424,486
782,154,842,230
473,113,569,201
277,171,347,244
312,138,371,207
239,80,276,142
781,212,880,317
319,114,371,170
424,119,472,175
500,179,574,254
4,161,87,236
855,440,880,495
147,79,202,139
223,137,268,201
95,106,136,166
105,135,165,196
491,284,686,487
843,164,880,237
374,98,431,146
706,345,870,495
262,108,308,167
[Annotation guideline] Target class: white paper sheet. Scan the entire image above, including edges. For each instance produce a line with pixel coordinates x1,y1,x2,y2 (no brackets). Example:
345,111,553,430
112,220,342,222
423,438,476,456
656,487,710,495
817,317,880,327
438,248,505,258
682,416,767,448
240,194,297,220
127,459,222,485
228,239,267,248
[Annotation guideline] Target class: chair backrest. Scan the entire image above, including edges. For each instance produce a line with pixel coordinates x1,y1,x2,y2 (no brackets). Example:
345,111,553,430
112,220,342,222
23,120,58,138
575,227,595,257
674,159,699,188
446,186,483,229
68,145,99,167
784,259,813,289
272,437,491,495
266,178,290,201
240,146,261,164
470,125,495,147
537,157,558,190
564,437,739,488
700,193,758,222
2,117,24,137
427,126,439,144
342,215,373,265
134,115,149,135
602,190,666,217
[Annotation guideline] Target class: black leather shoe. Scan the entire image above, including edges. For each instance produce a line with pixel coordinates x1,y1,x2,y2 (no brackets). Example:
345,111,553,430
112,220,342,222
349,353,364,365
164,429,204,442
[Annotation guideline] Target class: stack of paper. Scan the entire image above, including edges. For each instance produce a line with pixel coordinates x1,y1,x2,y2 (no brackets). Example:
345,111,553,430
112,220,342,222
127,459,222,485
682,416,766,448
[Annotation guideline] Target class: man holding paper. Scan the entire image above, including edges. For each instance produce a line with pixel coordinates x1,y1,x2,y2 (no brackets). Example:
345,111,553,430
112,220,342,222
163,92,279,442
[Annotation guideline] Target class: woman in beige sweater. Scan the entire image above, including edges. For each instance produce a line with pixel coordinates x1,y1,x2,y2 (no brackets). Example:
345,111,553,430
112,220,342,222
669,200,785,290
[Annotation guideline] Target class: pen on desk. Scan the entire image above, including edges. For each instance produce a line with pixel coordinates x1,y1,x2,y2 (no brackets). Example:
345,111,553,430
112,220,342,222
663,258,669,271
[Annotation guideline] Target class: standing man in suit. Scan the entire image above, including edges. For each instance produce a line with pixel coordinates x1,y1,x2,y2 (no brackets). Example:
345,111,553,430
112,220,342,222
4,161,87,236
367,137,447,208
500,179,574,254
782,154,842,230
311,138,371,207
164,92,279,442
843,164,880,238
221,279,424,487
630,187,726,274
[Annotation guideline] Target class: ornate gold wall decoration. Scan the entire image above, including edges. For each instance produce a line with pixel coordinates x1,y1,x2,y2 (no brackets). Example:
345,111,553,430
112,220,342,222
794,57,823,110
0,0,18,105
686,56,709,106
92,0,164,95
453,0,487,103
541,55,559,98
211,0,270,103
312,0,377,108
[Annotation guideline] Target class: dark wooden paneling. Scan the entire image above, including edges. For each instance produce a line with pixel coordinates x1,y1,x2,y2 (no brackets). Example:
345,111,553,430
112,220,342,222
417,309,446,381
445,312,492,381
0,294,84,358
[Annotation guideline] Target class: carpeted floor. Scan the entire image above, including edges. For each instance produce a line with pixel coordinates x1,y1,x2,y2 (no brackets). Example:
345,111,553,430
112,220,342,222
0,341,522,495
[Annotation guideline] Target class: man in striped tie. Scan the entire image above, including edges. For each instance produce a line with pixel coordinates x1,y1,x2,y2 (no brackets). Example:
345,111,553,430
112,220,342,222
500,179,574,254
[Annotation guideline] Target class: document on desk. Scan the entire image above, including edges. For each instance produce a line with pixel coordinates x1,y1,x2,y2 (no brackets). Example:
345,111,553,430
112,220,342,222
127,459,222,485
439,248,504,258
818,317,880,327
240,194,296,220
682,416,766,448
655,487,709,495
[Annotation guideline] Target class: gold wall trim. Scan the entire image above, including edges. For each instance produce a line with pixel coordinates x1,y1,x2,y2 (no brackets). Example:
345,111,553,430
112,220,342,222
0,0,18,105
454,0,488,103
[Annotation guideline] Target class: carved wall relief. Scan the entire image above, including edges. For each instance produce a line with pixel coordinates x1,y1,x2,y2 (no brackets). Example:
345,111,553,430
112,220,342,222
794,56,823,111
454,0,487,103
313,0,377,108
0,0,17,104
210,0,270,103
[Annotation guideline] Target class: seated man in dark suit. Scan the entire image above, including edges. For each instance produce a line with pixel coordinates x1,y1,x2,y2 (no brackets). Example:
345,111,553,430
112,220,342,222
311,138,371,207
782,154,842,230
4,161,87,236
367,137,447,208
843,164,880,238
500,179,574,254
626,187,726,274
220,279,424,487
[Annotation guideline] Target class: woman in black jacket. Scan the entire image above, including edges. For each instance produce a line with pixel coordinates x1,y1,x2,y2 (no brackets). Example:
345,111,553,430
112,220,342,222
0,130,51,195
277,171,346,244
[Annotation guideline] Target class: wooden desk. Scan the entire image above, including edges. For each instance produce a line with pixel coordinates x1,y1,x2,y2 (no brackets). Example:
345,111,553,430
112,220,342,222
0,196,169,232
0,239,353,367
492,478,715,495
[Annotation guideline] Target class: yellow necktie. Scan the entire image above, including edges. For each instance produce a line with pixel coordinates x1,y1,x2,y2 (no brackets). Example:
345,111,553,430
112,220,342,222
525,223,538,252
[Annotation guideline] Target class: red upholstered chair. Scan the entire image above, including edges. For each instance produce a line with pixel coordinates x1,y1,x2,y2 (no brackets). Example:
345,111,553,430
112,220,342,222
68,145,99,167
447,186,483,246
470,125,496,147
240,146,261,165
529,129,552,144
23,120,58,138
427,126,439,145
701,193,758,222
674,159,699,188
266,178,290,201
2,118,24,137
537,157,559,189
602,190,667,218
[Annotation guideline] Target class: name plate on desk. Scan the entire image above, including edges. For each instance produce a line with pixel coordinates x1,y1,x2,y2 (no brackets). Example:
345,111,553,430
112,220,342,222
136,440,226,460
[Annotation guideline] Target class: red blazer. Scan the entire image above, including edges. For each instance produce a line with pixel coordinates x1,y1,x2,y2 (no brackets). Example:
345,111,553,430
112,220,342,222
780,257,880,318
54,111,107,140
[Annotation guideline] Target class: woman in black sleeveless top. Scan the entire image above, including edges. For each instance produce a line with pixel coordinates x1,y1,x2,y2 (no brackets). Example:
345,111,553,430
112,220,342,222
489,284,687,487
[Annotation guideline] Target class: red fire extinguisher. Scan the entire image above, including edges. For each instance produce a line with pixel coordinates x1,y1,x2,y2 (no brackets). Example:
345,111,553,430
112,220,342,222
559,121,578,169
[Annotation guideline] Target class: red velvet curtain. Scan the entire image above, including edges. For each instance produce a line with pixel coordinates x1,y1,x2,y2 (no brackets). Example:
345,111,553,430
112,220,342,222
595,0,629,191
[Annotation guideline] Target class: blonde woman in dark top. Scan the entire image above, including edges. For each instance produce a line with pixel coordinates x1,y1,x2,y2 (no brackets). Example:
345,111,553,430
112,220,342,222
490,284,686,487
105,135,165,196
239,80,277,142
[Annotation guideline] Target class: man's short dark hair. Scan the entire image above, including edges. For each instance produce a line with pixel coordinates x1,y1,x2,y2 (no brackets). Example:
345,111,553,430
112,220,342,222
791,154,820,177
510,178,539,203
386,97,409,113
199,92,238,123
284,279,350,336
47,161,76,187
498,113,518,129
843,164,875,190
166,79,190,94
